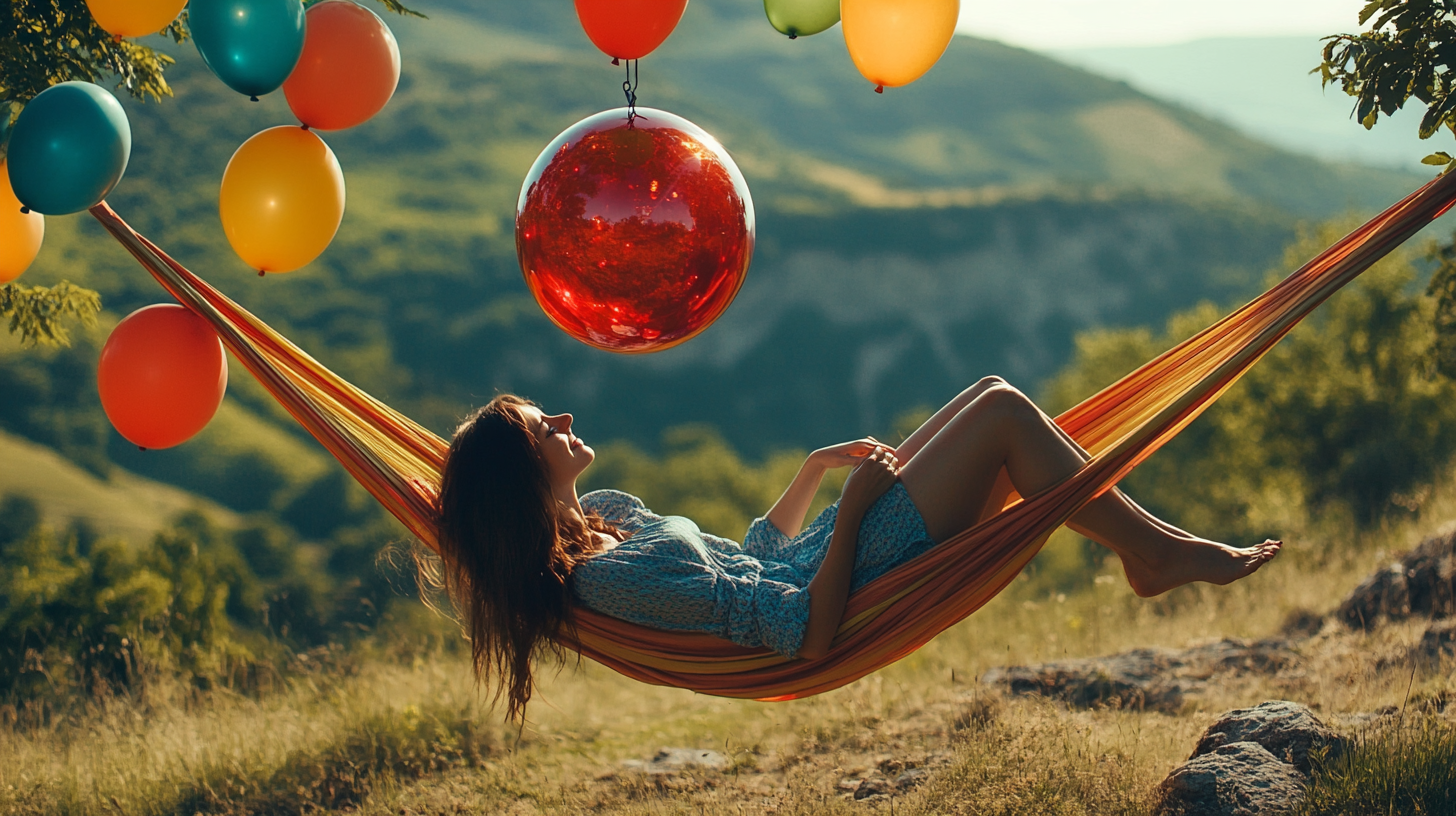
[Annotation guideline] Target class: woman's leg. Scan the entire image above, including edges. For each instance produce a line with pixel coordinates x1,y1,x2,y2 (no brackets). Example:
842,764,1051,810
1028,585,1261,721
897,383,1280,597
895,376,1018,524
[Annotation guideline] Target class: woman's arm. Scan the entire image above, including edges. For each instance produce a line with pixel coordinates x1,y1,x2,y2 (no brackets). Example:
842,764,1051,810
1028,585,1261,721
797,449,900,660
765,438,892,538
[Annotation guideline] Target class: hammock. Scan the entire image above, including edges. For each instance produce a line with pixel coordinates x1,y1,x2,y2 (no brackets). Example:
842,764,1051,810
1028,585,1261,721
88,170,1456,701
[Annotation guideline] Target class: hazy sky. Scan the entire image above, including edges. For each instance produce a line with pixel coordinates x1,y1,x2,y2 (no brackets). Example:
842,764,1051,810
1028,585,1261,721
958,1,1368,49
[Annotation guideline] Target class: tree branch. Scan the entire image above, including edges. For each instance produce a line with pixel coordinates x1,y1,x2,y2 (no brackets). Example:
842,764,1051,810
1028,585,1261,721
0,281,101,347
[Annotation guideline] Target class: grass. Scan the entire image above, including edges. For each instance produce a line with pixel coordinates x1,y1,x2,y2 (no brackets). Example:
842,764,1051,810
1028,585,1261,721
5,479,1456,815
1302,719,1456,816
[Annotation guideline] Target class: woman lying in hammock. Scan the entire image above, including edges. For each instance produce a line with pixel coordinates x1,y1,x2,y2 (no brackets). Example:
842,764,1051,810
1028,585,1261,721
431,376,1281,717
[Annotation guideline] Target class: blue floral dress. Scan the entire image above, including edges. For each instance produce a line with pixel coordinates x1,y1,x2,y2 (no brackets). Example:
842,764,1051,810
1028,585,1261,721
571,484,936,658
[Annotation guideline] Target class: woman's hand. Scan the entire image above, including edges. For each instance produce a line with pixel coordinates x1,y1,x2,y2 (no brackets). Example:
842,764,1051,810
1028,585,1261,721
839,447,900,515
812,438,897,469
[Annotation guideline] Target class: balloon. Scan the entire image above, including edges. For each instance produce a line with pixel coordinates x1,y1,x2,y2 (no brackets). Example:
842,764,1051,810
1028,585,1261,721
763,0,839,38
574,0,689,61
0,161,44,283
515,107,755,353
85,0,187,39
283,0,401,130
190,0,307,100
219,126,345,273
98,304,228,450
842,0,959,91
5,82,131,215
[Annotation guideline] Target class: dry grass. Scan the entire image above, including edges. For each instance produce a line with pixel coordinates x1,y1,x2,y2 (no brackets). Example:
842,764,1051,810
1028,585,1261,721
5,484,1456,814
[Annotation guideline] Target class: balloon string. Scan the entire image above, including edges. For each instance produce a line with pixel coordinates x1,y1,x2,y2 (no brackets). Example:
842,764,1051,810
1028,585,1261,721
623,59,639,125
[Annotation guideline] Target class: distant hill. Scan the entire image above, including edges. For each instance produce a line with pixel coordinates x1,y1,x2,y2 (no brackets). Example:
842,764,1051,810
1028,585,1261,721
1054,36,1435,172
8,0,1434,528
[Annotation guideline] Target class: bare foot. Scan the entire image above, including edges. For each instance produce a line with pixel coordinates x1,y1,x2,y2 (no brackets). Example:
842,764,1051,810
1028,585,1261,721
1117,538,1282,598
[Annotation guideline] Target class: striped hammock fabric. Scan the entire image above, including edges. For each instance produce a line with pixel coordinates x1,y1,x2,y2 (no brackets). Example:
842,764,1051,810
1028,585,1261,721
88,170,1456,701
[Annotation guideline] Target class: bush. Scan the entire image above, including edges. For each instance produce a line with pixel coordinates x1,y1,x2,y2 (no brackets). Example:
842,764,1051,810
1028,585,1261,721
0,494,393,716
0,497,250,711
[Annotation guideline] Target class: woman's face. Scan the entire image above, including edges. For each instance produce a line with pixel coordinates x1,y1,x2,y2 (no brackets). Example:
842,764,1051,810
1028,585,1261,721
519,405,594,488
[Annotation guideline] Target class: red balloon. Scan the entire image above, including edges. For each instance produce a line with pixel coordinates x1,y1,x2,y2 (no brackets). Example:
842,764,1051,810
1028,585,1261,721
515,107,755,353
574,0,689,60
98,304,228,449
283,0,401,131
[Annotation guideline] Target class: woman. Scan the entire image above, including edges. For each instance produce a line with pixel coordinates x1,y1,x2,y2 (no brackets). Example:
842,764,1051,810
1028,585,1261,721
432,377,1281,719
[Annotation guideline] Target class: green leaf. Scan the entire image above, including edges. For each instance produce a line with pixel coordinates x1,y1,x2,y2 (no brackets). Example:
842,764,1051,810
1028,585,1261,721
0,281,102,347
1421,152,1453,165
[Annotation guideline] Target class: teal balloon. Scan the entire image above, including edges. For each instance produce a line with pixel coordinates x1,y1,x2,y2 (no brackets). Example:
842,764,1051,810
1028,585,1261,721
6,82,131,215
191,0,306,99
764,0,840,38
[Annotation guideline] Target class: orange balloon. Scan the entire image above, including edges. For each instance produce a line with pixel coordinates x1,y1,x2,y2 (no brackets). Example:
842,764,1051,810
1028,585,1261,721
98,304,228,450
283,0,401,131
85,0,187,38
219,126,346,274
0,161,44,283
574,0,689,60
842,0,960,91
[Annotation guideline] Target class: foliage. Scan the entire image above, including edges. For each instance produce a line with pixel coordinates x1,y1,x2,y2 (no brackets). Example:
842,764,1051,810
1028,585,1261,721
0,494,248,709
0,281,99,347
1043,221,1456,539
1301,717,1456,816
0,491,392,714
1,0,185,116
1320,0,1456,162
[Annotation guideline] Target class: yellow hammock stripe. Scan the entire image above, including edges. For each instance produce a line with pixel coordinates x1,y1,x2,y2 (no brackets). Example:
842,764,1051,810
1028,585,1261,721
87,170,1456,701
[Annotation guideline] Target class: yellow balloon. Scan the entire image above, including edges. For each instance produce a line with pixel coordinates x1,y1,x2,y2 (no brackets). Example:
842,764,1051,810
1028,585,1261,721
85,0,188,39
220,127,346,275
0,161,45,284
842,0,960,91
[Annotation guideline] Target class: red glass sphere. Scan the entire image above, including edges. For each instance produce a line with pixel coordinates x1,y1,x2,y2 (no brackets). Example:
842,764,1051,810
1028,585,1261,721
516,107,755,353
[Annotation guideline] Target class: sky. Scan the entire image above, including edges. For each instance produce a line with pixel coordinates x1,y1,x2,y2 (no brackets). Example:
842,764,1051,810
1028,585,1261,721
957,0,1368,49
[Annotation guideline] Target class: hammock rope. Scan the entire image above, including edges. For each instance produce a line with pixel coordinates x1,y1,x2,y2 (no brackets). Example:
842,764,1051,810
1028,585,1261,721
87,170,1456,701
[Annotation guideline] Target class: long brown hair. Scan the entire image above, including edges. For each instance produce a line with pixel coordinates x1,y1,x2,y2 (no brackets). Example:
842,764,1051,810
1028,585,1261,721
427,394,615,720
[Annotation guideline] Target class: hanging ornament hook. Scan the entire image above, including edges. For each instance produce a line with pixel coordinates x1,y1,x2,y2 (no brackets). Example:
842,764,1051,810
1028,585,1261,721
622,59,639,125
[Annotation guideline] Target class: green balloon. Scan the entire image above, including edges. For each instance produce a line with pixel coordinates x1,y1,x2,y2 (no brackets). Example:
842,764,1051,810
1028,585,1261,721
764,0,840,38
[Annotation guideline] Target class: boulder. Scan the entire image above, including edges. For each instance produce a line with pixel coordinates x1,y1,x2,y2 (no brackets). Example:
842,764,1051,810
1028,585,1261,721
1189,701,1344,775
1337,531,1456,629
981,639,1298,713
1156,741,1305,816
1416,618,1456,661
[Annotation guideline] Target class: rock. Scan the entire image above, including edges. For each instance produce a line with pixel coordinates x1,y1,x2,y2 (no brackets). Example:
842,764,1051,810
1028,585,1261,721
982,639,1298,712
894,768,927,790
620,747,729,774
1416,618,1456,661
853,776,891,800
1156,741,1305,816
1337,531,1456,629
1190,701,1344,775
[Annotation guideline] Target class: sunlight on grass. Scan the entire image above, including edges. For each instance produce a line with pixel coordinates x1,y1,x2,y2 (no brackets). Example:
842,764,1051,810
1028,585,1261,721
6,471,1456,814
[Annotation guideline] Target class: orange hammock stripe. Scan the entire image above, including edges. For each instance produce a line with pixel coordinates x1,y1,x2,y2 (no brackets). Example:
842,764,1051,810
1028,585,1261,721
87,171,1456,701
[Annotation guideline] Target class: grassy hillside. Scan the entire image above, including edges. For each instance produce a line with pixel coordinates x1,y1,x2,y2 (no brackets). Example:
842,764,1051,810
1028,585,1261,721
0,428,239,542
